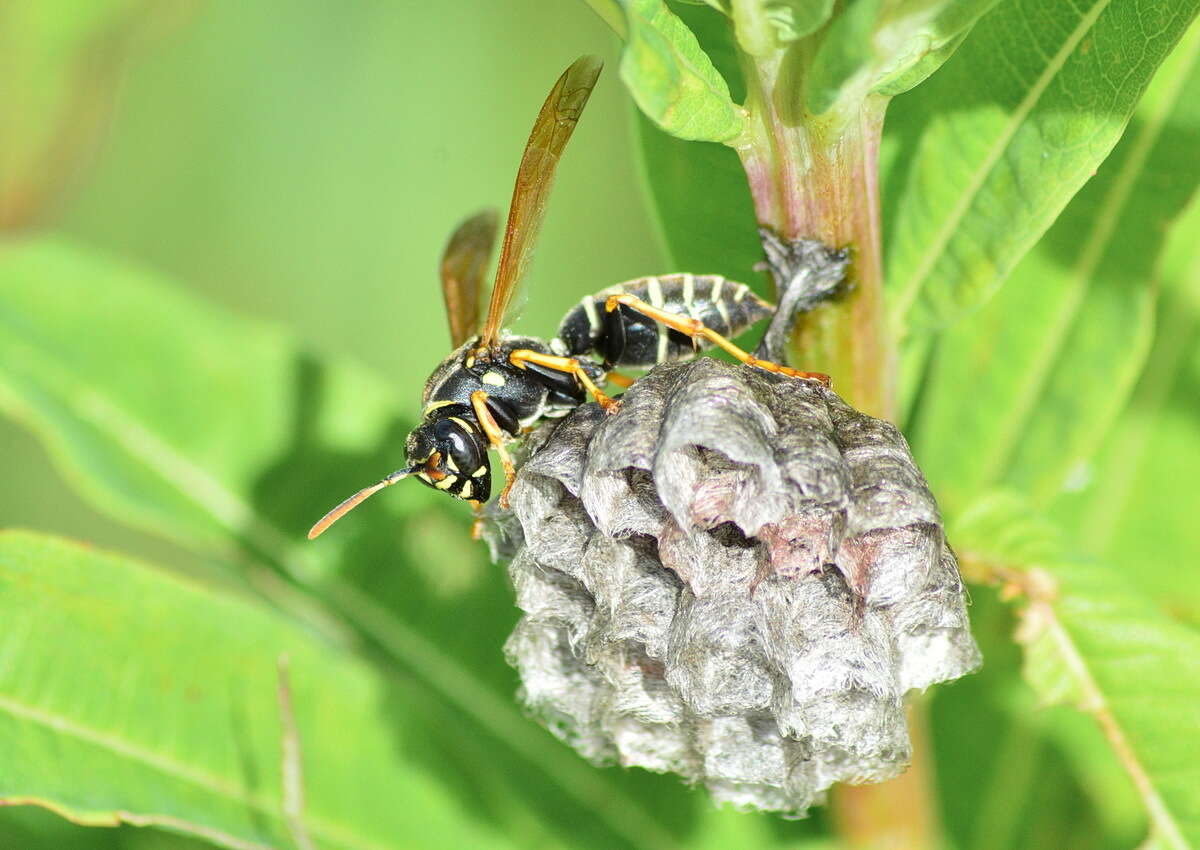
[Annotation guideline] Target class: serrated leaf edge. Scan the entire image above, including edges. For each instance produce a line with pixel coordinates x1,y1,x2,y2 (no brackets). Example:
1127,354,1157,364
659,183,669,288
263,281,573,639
621,0,745,142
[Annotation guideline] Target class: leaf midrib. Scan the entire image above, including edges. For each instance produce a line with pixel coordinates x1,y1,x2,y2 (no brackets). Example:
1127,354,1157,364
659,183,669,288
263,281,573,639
1039,606,1190,849
960,535,1194,850
888,0,1114,329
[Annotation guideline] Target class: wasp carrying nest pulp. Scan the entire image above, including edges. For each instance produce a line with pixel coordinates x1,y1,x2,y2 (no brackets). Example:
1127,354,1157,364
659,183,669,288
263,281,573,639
485,356,980,816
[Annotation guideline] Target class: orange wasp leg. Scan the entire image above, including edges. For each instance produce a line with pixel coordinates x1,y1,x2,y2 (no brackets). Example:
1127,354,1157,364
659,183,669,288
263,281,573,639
604,293,831,386
470,390,519,509
468,499,487,540
507,349,621,411
606,371,635,389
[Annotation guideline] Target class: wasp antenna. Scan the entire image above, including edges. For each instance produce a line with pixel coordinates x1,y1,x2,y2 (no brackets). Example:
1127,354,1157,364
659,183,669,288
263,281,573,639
307,467,415,540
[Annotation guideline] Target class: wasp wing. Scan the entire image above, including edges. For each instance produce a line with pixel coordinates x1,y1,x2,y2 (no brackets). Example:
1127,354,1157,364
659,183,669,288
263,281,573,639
477,55,602,351
439,209,499,347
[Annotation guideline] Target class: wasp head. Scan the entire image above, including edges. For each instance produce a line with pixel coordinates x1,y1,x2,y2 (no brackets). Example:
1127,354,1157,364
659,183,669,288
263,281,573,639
307,412,492,539
406,415,491,503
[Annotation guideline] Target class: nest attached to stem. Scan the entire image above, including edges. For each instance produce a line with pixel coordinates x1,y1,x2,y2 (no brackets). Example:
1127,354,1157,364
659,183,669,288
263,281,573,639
484,356,979,815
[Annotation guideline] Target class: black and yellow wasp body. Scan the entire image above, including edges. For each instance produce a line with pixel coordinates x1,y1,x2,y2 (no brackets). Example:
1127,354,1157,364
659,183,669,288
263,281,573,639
409,273,774,504
557,274,773,369
307,56,824,540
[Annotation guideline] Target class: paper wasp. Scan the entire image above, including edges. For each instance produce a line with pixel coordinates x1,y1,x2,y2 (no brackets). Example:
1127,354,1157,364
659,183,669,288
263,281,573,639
308,55,828,540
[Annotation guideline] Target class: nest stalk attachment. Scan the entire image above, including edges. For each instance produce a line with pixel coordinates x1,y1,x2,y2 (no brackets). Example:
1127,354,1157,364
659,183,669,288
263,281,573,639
753,228,849,365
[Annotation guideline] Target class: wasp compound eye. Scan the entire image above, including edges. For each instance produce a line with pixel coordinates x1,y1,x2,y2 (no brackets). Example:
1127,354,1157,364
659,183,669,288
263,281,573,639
431,417,483,476
482,357,980,816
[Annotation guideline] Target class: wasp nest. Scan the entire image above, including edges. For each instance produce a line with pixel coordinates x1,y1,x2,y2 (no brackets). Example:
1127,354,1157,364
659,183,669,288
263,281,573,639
485,357,980,816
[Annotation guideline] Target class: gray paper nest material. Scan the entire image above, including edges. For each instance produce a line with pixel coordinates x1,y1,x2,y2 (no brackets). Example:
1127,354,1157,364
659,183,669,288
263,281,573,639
485,358,980,816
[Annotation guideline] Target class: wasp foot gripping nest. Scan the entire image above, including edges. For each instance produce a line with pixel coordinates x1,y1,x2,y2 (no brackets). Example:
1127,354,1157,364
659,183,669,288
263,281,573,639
483,358,980,816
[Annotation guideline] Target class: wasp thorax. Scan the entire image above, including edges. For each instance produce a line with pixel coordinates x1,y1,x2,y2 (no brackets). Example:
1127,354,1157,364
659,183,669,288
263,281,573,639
483,357,980,816
406,415,490,502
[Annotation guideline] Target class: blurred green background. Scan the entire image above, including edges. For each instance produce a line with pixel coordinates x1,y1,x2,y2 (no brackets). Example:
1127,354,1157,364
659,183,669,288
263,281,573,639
1,0,662,567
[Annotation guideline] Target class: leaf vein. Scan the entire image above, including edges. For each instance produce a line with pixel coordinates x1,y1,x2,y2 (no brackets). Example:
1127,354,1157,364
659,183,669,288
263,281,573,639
889,0,1115,327
0,692,396,850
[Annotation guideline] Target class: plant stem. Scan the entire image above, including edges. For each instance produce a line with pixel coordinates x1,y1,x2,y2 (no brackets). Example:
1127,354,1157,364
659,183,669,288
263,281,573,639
734,53,894,419
731,36,930,849
830,701,944,850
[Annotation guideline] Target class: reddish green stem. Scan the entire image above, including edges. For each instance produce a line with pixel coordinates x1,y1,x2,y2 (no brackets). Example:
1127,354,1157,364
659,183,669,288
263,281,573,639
731,40,932,850
733,54,894,420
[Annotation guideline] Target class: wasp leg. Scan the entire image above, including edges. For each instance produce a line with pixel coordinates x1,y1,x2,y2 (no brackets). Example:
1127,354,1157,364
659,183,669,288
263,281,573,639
604,293,831,386
606,371,635,389
508,349,620,411
470,390,519,509
468,500,486,540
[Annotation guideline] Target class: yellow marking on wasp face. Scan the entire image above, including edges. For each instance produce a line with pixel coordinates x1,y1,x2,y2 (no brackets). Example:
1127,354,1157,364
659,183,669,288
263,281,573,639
473,466,488,477
417,472,433,484
435,475,458,490
459,480,472,499
445,455,459,473
465,355,476,368
481,371,506,386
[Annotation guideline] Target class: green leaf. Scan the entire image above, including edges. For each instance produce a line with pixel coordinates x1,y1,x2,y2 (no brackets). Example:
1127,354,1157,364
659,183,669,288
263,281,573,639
0,0,181,228
730,0,835,54
887,0,1200,332
909,24,1200,511
869,0,1001,96
802,0,881,116
931,587,1149,849
0,803,213,849
953,494,1200,849
619,0,745,142
803,0,1000,118
581,0,629,37
630,5,762,281
0,239,405,553
635,110,762,281
763,0,835,42
870,27,968,99
0,530,515,850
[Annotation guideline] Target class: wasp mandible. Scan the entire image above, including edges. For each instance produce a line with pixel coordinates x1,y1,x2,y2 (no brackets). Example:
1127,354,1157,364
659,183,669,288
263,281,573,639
308,55,829,540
